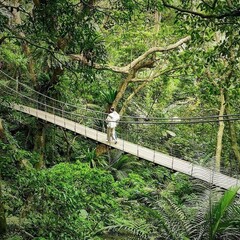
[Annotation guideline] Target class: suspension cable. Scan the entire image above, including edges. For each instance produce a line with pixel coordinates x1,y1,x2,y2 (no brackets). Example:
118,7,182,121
1,69,240,124
2,84,240,125
0,70,108,116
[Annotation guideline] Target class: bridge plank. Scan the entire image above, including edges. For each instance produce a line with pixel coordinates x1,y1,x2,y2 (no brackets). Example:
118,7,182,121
12,104,240,192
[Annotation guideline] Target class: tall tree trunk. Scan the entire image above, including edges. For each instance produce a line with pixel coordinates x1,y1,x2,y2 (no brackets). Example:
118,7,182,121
11,0,21,25
0,120,6,141
22,43,37,86
0,120,7,235
0,178,6,236
225,104,240,170
8,0,37,85
154,11,161,46
215,88,225,171
34,122,46,169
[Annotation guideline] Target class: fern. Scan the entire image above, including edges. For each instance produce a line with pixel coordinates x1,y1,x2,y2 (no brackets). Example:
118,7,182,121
97,221,151,240
100,88,117,105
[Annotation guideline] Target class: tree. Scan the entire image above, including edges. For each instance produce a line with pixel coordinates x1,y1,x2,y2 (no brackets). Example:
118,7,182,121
16,162,119,239
0,119,7,235
162,1,240,19
1,2,240,238
0,178,6,236
71,36,191,115
160,0,240,173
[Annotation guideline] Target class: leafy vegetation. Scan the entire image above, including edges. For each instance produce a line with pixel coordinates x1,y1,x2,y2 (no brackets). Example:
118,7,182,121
0,0,240,239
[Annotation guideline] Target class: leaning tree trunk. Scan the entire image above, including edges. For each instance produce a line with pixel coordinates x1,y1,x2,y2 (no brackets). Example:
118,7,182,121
228,119,240,171
215,88,225,172
119,80,148,116
0,119,7,235
225,103,240,171
112,73,134,109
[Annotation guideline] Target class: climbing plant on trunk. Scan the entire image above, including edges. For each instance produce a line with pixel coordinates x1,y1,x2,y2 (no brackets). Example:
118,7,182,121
0,119,7,235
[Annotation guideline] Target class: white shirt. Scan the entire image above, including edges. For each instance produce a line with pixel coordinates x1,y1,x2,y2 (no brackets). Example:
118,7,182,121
106,111,120,128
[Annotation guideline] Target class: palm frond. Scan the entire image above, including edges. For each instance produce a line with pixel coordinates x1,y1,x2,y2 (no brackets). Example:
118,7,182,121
100,223,151,240
100,88,117,105
210,186,240,239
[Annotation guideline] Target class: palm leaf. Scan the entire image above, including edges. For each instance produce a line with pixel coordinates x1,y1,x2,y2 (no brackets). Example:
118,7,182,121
210,186,240,239
100,88,117,105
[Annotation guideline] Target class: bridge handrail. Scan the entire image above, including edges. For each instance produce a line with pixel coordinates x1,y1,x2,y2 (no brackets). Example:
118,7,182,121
2,85,240,125
1,70,240,122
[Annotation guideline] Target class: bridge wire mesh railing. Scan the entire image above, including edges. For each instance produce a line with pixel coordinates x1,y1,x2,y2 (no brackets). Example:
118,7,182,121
0,71,240,182
0,78,106,132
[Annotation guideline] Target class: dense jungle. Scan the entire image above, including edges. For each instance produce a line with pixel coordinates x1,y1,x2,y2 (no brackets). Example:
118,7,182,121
0,0,240,239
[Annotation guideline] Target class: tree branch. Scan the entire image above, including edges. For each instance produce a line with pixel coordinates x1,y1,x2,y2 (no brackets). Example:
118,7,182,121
128,36,190,69
0,36,7,45
70,36,190,74
162,0,240,19
202,0,218,9
130,66,185,82
69,53,129,73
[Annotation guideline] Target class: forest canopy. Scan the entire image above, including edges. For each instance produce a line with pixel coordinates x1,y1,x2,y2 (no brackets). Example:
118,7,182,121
0,0,240,239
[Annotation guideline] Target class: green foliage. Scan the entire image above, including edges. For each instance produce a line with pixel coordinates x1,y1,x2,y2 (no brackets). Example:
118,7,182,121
100,88,118,106
113,173,153,199
0,42,27,70
140,186,240,240
1,0,240,239
0,118,38,179
0,141,36,178
107,151,142,180
77,148,107,168
4,236,24,240
23,0,106,60
103,219,151,240
209,187,240,240
163,173,193,203
0,13,8,32
15,162,118,239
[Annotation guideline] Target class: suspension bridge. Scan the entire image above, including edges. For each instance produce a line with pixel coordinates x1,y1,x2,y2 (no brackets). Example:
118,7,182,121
1,70,240,192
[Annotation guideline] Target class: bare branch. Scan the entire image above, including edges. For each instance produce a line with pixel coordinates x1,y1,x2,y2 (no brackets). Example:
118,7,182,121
126,36,190,70
202,0,218,9
70,36,190,73
120,66,186,114
130,66,186,82
69,53,129,73
162,0,240,19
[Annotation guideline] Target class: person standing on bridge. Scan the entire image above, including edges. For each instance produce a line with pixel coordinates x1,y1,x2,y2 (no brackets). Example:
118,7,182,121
106,107,120,144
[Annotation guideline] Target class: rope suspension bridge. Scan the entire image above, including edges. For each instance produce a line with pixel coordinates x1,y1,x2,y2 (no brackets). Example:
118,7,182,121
0,70,240,192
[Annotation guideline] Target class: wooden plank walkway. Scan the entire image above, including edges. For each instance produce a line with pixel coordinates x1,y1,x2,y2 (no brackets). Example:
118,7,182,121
12,104,240,192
